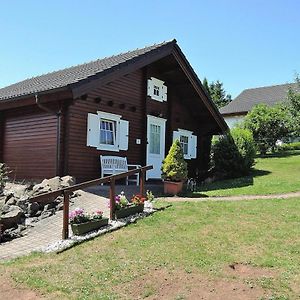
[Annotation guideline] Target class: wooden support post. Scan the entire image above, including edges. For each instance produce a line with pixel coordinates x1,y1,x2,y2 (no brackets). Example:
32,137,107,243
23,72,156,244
109,178,116,220
139,169,146,197
62,191,70,240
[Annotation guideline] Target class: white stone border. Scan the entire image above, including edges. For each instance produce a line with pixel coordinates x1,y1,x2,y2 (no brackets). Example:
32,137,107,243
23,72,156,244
39,206,157,254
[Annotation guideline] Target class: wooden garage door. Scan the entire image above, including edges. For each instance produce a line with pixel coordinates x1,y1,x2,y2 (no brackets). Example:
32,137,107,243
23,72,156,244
3,106,57,181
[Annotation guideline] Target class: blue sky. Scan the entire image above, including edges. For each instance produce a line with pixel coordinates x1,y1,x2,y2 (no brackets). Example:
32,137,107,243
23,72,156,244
0,0,299,98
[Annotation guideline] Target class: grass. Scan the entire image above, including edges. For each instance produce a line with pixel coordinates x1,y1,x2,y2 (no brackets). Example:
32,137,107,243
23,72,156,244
193,150,300,197
1,198,300,299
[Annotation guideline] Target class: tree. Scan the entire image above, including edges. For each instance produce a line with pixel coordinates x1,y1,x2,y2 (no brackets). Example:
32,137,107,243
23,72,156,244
242,104,290,154
285,76,300,138
211,128,256,178
202,77,232,108
161,139,188,182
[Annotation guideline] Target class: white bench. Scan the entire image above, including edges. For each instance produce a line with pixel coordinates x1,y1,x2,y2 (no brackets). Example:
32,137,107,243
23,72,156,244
100,155,141,185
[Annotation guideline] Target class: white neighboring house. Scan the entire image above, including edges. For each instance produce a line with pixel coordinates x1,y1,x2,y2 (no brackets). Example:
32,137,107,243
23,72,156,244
220,82,300,129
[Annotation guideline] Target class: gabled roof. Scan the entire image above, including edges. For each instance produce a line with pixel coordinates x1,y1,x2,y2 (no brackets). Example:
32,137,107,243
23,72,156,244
220,83,300,115
0,39,228,132
0,40,174,101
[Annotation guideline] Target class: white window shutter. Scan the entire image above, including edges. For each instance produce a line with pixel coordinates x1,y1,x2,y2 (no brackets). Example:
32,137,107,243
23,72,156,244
190,134,197,159
87,113,99,147
147,79,154,97
119,120,129,150
162,85,167,101
173,130,180,142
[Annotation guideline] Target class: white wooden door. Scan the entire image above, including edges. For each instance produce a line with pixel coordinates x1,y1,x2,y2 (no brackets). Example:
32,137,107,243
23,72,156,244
146,115,166,179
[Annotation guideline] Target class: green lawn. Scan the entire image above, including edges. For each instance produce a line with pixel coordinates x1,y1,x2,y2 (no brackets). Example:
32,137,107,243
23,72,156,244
1,198,300,299
193,150,300,197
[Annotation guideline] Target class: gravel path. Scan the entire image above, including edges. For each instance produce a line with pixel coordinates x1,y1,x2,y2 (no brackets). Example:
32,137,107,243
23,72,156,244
161,190,300,202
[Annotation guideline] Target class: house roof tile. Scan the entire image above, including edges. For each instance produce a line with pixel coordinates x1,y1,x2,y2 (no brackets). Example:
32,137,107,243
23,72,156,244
220,83,300,115
0,40,175,101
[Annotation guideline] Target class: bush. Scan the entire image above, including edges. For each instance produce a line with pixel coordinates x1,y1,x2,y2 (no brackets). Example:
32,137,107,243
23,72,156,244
161,139,188,181
243,104,290,154
0,163,9,194
278,142,300,151
211,128,256,178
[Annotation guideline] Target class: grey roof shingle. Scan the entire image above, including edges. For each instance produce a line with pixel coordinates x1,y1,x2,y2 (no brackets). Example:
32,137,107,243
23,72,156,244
0,40,175,101
220,83,300,115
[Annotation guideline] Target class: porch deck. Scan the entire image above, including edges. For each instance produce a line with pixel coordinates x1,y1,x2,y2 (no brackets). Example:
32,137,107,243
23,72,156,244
84,182,164,199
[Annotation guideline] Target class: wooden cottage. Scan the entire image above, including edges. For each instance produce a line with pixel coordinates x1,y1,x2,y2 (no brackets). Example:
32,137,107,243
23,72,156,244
0,40,227,182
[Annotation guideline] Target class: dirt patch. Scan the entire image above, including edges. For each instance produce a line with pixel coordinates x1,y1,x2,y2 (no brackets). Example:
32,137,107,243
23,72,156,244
226,262,278,279
0,274,44,300
119,267,275,299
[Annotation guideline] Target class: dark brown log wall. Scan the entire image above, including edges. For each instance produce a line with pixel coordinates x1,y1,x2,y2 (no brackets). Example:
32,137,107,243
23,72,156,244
66,70,145,182
0,112,4,162
3,106,57,180
146,64,213,178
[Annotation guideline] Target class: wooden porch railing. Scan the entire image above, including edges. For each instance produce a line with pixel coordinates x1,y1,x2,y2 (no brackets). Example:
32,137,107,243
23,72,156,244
29,165,153,239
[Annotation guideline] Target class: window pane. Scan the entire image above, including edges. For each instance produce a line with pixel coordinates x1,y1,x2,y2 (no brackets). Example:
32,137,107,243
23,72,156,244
150,124,160,154
100,119,115,145
180,135,188,155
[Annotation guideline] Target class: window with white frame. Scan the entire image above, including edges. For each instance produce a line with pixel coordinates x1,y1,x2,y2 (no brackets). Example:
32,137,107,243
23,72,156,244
180,135,189,156
87,111,129,152
153,85,160,97
173,129,197,159
100,119,116,145
147,77,167,102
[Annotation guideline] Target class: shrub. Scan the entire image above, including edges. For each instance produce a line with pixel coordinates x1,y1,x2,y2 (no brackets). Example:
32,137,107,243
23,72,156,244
243,103,290,154
161,139,188,181
211,128,256,178
0,163,9,194
278,142,300,151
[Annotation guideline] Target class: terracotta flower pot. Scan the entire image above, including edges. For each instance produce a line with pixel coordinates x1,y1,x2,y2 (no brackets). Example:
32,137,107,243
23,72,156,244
163,181,184,195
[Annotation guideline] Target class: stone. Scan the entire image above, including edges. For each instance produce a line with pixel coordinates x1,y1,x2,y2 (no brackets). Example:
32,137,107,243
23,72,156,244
6,197,17,206
32,184,51,195
39,209,55,220
4,192,14,203
56,201,64,211
0,197,5,210
61,176,76,188
1,204,12,214
71,191,80,198
44,203,56,211
3,224,27,241
11,185,28,198
1,205,24,230
16,198,29,212
28,202,40,217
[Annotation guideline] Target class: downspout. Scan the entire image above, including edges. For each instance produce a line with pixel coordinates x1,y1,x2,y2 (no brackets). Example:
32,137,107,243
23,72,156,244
35,94,62,176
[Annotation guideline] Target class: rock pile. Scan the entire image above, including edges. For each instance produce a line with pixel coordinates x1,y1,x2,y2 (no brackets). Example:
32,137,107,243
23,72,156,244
0,176,76,242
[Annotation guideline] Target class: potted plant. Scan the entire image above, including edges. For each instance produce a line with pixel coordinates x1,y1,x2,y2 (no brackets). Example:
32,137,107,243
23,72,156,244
69,208,109,236
114,192,146,219
161,139,188,195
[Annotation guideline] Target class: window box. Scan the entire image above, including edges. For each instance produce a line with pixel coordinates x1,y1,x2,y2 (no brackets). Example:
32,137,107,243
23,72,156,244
71,218,109,236
115,204,144,219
